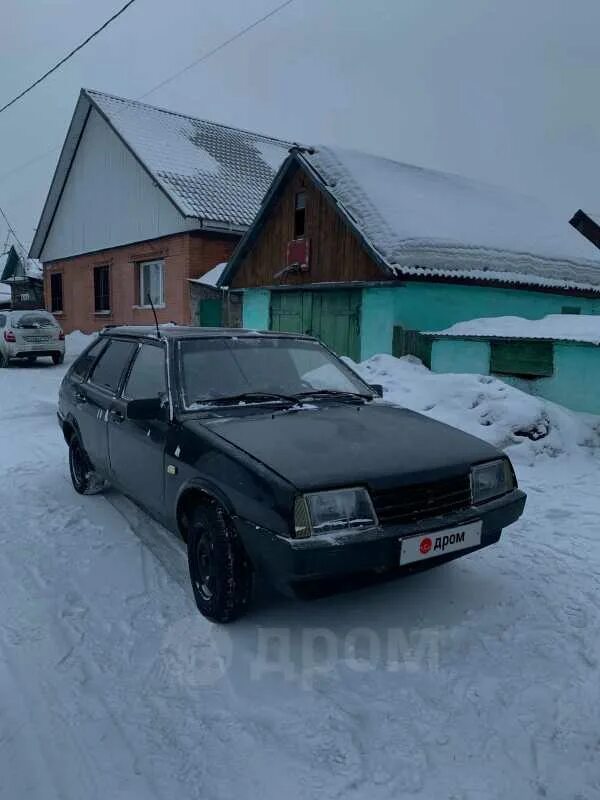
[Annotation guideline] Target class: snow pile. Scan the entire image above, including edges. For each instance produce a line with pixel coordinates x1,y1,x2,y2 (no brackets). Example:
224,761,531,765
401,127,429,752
65,330,95,355
349,353,600,463
304,146,600,288
431,314,600,344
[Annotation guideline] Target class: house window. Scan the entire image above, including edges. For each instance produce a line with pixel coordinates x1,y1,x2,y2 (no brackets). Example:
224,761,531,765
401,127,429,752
294,191,306,238
139,260,165,307
561,306,580,315
94,265,111,313
490,340,554,378
50,273,63,313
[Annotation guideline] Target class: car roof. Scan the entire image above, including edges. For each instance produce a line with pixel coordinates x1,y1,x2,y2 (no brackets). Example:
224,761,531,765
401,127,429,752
100,325,317,343
9,309,54,318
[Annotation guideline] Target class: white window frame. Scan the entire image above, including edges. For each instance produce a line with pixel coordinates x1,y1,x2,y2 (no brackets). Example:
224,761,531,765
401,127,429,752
138,259,165,308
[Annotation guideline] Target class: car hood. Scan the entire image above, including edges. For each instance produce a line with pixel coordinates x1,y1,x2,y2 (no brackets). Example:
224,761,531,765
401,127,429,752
187,401,501,491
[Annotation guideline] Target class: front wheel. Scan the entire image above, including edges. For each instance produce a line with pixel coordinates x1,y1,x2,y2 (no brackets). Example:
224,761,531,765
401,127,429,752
52,352,65,365
0,352,7,368
187,503,253,623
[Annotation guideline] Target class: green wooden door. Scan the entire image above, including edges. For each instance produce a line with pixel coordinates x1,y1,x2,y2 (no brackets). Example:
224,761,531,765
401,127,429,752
270,290,360,360
197,297,222,327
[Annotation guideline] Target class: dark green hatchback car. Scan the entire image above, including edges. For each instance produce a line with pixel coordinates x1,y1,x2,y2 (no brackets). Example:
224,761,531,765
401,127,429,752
58,326,526,622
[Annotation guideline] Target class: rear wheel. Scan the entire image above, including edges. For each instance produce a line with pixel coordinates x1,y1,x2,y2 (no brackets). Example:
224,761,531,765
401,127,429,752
187,503,253,623
68,434,104,495
52,352,65,365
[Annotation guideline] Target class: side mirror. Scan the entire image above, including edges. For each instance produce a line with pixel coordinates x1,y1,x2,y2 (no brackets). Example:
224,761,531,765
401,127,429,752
369,383,384,398
126,397,168,421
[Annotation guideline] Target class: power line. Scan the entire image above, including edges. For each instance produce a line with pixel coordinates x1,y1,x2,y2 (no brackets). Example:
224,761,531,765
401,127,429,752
0,204,26,254
0,0,298,194
0,0,139,115
140,0,296,99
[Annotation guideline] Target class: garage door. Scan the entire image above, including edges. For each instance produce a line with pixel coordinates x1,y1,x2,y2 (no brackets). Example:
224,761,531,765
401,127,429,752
270,290,361,360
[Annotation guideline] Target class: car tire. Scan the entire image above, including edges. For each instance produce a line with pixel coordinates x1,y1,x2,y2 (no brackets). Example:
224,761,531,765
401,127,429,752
68,434,104,495
0,352,7,368
187,502,253,623
52,353,65,365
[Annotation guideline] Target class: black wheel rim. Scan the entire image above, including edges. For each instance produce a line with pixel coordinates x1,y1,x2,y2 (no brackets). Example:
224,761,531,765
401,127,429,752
193,532,214,601
70,440,85,488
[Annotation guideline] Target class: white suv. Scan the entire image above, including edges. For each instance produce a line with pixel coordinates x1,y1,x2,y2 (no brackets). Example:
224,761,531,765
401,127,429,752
0,309,65,367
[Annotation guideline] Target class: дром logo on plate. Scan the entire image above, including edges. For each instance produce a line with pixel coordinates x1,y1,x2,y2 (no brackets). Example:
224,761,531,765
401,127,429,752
419,537,432,555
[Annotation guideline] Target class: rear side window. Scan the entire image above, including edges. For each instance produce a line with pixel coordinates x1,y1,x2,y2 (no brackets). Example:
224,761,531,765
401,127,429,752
71,338,107,381
89,339,137,394
123,344,167,400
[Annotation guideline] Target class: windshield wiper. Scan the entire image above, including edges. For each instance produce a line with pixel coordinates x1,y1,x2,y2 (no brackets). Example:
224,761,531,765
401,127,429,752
293,389,372,403
191,391,298,407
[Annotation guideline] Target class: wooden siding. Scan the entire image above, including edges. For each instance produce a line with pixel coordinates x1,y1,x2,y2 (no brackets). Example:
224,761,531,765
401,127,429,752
230,164,387,289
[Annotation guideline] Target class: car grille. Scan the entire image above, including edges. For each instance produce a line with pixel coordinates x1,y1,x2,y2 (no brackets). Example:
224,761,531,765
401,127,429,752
371,474,472,526
23,335,50,343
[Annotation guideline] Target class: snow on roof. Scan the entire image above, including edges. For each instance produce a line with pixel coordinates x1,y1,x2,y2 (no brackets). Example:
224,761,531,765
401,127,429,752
188,262,228,288
429,314,600,344
87,90,293,227
301,146,600,291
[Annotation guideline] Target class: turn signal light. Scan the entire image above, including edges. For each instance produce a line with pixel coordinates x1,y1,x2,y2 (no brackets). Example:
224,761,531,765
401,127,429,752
3,330,16,342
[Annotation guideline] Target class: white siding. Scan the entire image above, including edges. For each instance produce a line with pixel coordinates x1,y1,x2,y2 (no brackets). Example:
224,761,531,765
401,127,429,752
41,109,197,261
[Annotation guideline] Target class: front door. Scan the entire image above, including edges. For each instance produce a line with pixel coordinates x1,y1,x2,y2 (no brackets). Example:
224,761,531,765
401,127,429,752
270,290,360,359
107,341,169,514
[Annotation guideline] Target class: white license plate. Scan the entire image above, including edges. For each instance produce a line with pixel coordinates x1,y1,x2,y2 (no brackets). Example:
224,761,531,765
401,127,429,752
399,520,482,566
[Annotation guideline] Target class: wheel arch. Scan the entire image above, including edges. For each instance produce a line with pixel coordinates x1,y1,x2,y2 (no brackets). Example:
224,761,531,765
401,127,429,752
175,480,236,543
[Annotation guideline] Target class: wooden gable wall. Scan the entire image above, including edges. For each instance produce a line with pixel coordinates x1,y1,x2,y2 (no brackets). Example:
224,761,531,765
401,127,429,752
229,163,388,289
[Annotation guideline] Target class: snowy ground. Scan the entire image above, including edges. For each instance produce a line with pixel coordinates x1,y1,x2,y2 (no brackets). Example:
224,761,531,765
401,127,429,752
1,339,599,800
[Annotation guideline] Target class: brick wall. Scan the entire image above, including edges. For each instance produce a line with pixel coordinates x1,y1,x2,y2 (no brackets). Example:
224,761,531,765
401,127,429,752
43,231,239,333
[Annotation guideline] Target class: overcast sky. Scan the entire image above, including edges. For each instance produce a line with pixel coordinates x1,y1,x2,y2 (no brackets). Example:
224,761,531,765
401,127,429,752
1,0,600,252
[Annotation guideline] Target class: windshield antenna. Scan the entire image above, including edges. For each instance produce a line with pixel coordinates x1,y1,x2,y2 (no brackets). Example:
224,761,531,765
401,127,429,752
147,292,160,339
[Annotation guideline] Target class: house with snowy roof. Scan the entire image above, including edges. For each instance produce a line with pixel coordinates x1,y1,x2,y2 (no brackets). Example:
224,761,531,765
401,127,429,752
29,89,292,332
221,146,600,361
0,245,43,309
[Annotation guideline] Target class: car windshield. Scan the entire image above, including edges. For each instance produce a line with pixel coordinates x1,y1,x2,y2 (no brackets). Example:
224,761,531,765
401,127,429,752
13,313,56,329
179,337,372,409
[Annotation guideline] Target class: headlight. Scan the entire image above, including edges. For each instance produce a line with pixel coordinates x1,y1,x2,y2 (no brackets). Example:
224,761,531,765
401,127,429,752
293,487,378,538
471,459,514,504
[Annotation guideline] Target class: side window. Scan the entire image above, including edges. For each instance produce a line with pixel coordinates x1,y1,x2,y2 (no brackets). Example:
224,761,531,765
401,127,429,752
89,339,137,394
123,344,167,400
0,314,5,329
50,273,63,313
71,338,107,381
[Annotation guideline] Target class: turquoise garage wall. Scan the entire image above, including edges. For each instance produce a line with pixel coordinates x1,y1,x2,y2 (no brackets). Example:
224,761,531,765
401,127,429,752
430,337,600,415
242,288,271,330
360,282,600,360
242,283,600,368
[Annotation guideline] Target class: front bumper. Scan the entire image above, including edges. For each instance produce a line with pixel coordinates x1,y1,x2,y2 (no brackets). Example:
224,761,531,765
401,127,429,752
235,488,526,592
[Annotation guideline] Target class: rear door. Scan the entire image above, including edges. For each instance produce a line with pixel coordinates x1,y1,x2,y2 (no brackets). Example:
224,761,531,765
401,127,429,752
77,339,138,474
107,341,169,514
